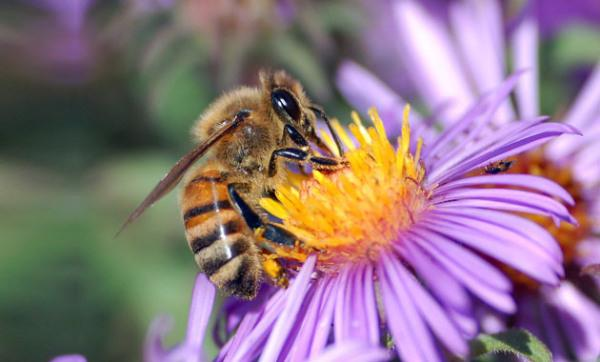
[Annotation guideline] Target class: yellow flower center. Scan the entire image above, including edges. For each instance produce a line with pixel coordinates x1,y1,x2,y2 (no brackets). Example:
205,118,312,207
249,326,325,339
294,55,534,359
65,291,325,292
260,106,429,272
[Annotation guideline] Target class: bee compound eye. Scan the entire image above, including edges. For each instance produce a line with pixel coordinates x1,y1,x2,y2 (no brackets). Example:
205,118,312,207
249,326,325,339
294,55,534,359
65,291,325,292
271,89,301,122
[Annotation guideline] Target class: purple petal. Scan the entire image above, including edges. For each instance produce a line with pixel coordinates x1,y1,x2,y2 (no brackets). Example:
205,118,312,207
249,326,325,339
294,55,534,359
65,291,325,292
547,282,600,360
144,315,174,362
307,341,390,362
576,237,600,266
286,280,331,362
562,61,600,129
433,187,574,225
334,265,352,342
429,207,562,263
510,11,540,119
408,230,516,312
307,277,338,358
215,286,275,345
409,228,511,292
393,0,474,123
362,265,380,346
430,210,562,275
430,121,580,185
259,255,317,362
548,118,600,166
429,115,544,171
334,264,380,345
222,291,287,361
391,256,468,356
378,253,441,362
423,72,525,165
435,174,574,205
400,241,472,313
50,355,86,362
514,293,541,336
336,61,421,136
185,274,216,347
546,62,600,159
538,300,569,361
422,217,561,285
447,308,478,337
144,273,215,362
448,0,513,124
278,286,319,361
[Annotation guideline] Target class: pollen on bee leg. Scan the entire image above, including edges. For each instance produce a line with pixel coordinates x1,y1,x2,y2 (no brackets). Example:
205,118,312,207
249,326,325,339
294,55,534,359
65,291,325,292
261,255,288,288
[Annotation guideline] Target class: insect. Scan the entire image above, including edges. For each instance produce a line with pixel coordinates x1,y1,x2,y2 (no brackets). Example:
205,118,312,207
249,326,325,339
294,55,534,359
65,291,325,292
118,70,345,299
484,160,513,174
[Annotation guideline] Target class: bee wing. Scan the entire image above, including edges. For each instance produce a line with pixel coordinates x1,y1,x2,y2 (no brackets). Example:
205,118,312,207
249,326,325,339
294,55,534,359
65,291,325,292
116,110,250,237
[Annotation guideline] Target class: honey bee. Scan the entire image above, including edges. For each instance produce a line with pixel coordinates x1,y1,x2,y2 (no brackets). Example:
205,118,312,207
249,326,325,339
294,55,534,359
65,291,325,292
484,160,513,174
119,70,345,299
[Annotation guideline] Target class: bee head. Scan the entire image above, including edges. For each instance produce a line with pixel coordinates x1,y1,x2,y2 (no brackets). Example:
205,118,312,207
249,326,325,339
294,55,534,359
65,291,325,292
260,69,318,137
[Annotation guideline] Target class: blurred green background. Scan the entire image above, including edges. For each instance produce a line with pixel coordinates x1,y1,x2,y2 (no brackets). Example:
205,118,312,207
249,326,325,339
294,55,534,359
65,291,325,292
0,0,598,361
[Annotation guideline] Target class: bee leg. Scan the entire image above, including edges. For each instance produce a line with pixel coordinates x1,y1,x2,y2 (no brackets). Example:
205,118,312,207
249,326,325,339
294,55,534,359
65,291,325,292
281,124,310,149
267,147,346,177
282,123,333,156
227,183,296,246
227,183,262,230
262,256,289,288
256,224,296,289
227,183,292,288
309,105,345,157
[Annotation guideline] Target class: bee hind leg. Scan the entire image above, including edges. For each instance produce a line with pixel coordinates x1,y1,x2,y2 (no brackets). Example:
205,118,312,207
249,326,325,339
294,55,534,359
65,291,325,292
227,183,293,288
226,183,296,247
256,224,296,288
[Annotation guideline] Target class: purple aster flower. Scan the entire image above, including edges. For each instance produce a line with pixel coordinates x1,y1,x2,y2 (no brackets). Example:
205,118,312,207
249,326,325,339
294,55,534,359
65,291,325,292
208,71,576,361
336,1,600,360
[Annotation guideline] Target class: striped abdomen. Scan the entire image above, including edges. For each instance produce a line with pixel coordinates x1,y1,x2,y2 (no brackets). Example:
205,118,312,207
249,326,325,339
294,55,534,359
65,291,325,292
181,169,261,299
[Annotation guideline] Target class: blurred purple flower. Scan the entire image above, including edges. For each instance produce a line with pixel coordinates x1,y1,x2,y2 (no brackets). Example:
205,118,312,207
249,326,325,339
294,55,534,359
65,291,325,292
530,0,600,37
34,0,93,31
336,0,600,360
127,0,174,14
6,0,98,83
208,73,577,362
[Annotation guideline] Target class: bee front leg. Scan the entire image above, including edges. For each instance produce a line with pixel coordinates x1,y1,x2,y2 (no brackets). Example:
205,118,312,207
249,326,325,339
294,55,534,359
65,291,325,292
267,147,346,177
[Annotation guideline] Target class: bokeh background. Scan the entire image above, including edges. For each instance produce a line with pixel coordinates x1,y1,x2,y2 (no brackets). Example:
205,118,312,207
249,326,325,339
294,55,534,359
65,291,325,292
0,1,598,361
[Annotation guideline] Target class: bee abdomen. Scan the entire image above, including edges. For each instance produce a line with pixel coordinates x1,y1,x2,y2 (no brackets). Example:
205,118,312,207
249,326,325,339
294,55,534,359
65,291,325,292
211,252,261,299
189,225,261,299
192,231,251,275
189,219,243,254
181,169,261,299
